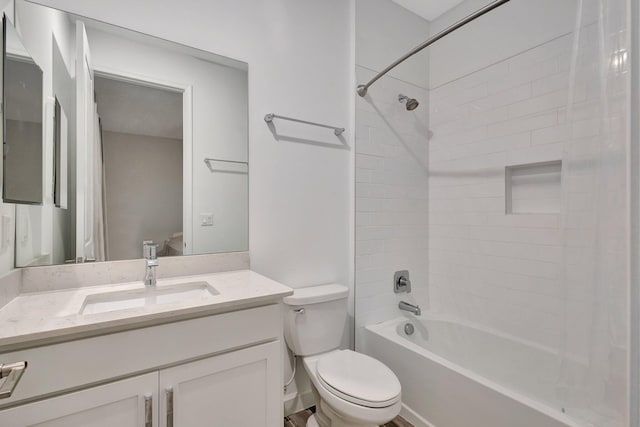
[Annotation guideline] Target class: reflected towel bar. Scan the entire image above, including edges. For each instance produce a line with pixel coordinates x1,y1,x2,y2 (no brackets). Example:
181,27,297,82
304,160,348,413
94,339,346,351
264,113,345,136
204,158,248,165
204,158,248,173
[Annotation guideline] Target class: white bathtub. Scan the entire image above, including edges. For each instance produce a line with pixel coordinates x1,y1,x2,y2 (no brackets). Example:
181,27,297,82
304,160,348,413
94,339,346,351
364,317,608,427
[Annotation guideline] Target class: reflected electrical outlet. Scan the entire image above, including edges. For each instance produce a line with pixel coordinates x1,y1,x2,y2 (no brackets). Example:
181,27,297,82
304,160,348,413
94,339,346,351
200,214,214,227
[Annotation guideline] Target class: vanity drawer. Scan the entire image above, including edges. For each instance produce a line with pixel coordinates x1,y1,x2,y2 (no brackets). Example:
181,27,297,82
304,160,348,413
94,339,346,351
0,303,281,407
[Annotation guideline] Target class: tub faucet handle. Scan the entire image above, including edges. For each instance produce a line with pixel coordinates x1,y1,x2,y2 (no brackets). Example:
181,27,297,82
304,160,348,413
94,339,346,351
394,270,411,293
399,276,411,287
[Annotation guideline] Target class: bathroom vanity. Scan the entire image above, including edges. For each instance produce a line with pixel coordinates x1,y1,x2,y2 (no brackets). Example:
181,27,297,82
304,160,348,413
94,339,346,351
0,2,280,421
0,267,292,427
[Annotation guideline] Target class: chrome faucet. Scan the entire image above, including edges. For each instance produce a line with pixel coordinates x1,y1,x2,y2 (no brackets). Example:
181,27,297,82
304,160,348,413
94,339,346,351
399,301,421,316
143,241,159,286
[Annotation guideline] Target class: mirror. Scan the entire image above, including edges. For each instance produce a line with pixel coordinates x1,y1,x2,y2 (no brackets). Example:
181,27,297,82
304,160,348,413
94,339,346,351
2,15,44,205
52,32,72,211
53,97,67,209
7,0,249,267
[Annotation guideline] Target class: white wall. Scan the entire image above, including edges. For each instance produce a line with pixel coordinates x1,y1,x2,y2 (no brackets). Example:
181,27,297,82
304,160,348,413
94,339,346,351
353,0,588,352
424,0,611,355
428,33,577,349
427,1,628,420
4,120,43,203
33,0,353,412
429,0,578,88
0,0,14,274
356,0,430,88
354,0,430,349
102,131,182,261
631,1,640,425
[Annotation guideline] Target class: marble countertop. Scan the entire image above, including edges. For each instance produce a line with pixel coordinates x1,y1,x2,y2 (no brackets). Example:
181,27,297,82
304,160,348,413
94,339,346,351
0,270,292,351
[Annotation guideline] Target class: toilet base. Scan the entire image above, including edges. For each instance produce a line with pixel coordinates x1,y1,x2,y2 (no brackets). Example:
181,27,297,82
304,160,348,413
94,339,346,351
305,399,380,427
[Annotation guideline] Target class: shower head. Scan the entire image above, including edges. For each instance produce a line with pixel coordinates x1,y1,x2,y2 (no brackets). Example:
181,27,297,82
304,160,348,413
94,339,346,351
398,94,419,111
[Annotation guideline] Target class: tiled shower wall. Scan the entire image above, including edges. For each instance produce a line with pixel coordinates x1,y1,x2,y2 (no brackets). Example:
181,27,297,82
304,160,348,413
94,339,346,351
428,32,591,350
354,66,429,341
356,28,607,355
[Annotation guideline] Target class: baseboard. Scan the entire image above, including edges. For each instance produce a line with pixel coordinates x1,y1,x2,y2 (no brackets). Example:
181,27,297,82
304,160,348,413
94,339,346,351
401,403,435,427
284,390,316,417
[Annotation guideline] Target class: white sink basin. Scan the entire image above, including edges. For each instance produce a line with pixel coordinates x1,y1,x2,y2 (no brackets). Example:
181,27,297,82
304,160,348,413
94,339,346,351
80,281,219,315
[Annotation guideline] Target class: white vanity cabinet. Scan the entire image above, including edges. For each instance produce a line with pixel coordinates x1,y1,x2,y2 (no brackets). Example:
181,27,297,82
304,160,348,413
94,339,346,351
159,341,280,427
0,373,158,427
0,304,284,427
0,342,280,427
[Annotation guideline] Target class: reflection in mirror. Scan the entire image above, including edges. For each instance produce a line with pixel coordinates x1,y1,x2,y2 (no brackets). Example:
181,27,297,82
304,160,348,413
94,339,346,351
53,32,72,212
2,15,43,205
53,97,67,209
11,0,248,267
95,75,183,261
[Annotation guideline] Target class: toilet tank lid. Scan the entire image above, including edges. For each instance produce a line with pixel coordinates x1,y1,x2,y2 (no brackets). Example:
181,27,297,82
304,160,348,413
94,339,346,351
283,284,348,306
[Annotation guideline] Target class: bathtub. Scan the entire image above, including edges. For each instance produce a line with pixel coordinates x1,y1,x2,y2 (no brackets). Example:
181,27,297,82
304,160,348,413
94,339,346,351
364,317,605,427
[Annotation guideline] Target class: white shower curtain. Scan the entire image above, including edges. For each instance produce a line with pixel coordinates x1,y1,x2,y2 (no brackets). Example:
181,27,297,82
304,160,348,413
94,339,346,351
556,0,629,425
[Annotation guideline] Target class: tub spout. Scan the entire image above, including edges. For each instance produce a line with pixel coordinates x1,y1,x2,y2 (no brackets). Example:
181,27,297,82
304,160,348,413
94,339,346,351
399,301,421,316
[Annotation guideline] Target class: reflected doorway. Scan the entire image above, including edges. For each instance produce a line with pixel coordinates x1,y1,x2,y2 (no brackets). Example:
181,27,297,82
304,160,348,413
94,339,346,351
94,75,184,261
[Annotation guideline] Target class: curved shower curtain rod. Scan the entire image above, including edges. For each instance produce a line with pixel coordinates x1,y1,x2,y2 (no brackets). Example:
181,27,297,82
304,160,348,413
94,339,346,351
356,0,512,97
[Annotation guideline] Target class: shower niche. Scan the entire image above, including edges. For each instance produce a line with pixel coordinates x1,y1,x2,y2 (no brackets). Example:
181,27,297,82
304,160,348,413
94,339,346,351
505,160,562,215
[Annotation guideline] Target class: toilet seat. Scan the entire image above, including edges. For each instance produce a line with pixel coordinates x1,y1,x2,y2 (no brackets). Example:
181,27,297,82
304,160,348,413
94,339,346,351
315,350,401,408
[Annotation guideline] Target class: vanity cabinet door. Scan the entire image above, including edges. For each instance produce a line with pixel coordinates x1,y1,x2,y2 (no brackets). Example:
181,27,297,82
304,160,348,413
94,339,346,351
159,341,281,427
0,372,158,427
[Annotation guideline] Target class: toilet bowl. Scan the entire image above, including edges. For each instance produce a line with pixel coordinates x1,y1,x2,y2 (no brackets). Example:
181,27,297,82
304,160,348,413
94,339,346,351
283,284,402,427
303,350,402,427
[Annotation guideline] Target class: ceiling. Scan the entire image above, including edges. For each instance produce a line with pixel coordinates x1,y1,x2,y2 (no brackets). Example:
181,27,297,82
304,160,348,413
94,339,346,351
94,76,183,140
391,0,466,21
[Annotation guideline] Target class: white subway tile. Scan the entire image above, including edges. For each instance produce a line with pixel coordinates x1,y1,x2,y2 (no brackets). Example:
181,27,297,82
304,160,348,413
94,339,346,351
531,124,571,145
488,112,557,138
472,83,532,110
355,32,605,350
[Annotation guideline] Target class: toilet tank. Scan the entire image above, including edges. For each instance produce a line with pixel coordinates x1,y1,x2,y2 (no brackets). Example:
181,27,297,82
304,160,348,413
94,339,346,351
283,284,349,356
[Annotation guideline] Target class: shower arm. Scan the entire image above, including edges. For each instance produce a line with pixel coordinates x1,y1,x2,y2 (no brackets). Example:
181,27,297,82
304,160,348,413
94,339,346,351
356,0,512,97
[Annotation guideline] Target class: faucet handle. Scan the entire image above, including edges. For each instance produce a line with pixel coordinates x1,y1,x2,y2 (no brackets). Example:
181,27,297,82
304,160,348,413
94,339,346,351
394,270,411,293
143,241,158,259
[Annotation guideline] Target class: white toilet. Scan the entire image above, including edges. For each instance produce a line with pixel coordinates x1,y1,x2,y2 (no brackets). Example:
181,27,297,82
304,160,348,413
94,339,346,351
283,284,402,427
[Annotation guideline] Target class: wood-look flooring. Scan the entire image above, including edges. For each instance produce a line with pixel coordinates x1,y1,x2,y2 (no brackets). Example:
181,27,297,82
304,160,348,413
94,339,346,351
284,407,414,427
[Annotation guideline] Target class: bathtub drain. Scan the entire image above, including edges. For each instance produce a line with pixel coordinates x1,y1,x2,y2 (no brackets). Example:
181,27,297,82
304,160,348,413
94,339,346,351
404,323,415,335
